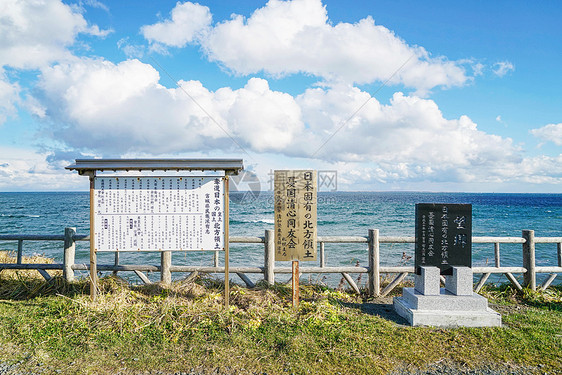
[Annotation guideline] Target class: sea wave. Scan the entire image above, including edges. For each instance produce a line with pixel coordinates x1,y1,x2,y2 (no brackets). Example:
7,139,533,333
230,218,274,225
0,214,41,218
318,220,339,225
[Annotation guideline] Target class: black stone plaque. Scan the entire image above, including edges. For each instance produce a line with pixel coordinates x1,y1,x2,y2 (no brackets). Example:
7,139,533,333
415,203,472,275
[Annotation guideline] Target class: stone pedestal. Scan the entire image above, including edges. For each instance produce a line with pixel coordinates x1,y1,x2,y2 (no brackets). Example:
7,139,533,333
414,266,440,295
394,266,501,327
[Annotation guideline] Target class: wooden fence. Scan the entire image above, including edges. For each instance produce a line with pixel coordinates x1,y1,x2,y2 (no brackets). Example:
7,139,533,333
0,228,561,296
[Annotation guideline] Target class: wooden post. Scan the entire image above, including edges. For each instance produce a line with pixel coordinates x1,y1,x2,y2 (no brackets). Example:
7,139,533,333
341,272,360,294
557,242,561,267
319,242,325,268
541,273,557,291
17,240,23,264
380,272,408,297
522,229,536,290
224,176,230,309
264,229,275,285
89,174,98,301
368,229,380,296
161,251,172,285
505,272,523,291
474,273,491,293
292,260,299,309
236,272,255,288
63,227,76,282
494,242,500,267
134,270,151,284
113,251,119,276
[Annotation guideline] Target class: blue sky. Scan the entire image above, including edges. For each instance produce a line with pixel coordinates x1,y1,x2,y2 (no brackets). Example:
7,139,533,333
0,0,561,192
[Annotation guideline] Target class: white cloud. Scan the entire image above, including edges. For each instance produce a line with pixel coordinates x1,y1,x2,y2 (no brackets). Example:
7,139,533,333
517,155,562,184
530,123,562,146
117,38,145,58
224,77,304,152
472,62,484,76
141,2,212,49
0,71,19,124
80,0,109,13
0,0,110,69
85,24,113,38
492,61,515,77
333,154,562,190
0,0,110,126
11,51,562,190
31,57,542,187
0,146,86,191
205,0,468,91
145,0,468,93
35,58,304,155
295,86,522,182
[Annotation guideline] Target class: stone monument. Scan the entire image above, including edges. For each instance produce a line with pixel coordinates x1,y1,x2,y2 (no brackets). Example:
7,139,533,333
393,204,501,327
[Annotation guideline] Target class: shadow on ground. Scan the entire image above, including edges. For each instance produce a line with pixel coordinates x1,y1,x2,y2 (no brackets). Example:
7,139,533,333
342,298,409,326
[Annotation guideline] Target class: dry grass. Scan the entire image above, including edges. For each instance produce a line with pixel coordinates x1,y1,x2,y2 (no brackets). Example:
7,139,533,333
0,250,62,279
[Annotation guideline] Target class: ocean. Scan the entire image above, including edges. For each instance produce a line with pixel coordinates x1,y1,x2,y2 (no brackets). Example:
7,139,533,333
1,191,561,286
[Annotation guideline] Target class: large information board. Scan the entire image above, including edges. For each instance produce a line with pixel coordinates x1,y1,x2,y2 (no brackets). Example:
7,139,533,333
274,170,317,261
94,176,225,252
415,203,472,275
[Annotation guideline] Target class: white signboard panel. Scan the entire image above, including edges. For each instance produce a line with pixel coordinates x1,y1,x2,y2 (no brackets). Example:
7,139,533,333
93,177,225,252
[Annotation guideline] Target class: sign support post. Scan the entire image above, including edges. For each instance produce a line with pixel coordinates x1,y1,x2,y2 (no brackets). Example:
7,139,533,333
89,173,97,301
224,176,230,309
292,260,299,308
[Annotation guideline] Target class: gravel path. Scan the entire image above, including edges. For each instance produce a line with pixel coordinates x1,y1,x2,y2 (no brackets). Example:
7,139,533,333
388,361,548,375
0,362,26,375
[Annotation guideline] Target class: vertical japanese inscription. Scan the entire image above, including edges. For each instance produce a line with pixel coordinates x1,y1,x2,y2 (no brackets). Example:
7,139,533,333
274,170,317,261
94,176,224,251
415,203,472,275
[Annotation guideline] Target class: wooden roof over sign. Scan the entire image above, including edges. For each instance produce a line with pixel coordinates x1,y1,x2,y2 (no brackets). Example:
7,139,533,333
66,159,244,175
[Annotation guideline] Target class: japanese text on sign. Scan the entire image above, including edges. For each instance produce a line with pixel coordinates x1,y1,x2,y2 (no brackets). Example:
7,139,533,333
274,170,317,261
415,203,472,275
94,177,225,252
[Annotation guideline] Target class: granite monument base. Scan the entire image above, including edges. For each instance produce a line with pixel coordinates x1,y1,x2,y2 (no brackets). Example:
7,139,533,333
394,266,501,327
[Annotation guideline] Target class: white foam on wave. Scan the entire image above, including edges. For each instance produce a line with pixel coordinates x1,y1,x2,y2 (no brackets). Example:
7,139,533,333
252,218,274,224
230,218,274,225
0,214,41,218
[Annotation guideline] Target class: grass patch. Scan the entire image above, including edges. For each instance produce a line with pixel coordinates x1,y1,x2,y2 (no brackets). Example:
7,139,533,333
0,250,62,280
1,252,561,374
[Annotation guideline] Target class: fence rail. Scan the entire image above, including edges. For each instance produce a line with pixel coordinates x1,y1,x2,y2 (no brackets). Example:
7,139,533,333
1,229,561,296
